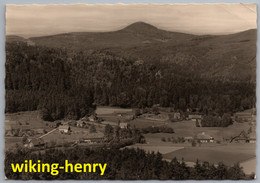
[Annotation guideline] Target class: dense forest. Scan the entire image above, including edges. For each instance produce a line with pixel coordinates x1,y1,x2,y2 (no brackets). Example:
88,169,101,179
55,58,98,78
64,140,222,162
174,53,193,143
6,42,255,122
5,146,252,180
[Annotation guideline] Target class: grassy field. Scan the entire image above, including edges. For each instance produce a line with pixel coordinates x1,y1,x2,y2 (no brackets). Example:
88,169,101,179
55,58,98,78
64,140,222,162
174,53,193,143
162,143,255,166
124,144,184,154
129,118,168,128
5,137,23,150
5,111,51,130
96,106,132,115
41,126,104,144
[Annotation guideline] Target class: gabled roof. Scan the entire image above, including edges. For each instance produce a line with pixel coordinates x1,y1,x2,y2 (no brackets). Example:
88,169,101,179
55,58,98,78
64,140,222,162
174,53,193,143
77,120,85,124
59,125,70,130
197,132,212,140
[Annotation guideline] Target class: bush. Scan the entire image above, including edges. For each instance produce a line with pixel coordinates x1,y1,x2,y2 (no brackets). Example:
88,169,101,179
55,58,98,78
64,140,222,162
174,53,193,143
89,124,96,133
141,126,174,134
161,137,166,142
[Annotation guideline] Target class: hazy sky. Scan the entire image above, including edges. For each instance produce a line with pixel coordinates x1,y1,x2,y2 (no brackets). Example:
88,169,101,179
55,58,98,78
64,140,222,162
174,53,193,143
6,3,257,38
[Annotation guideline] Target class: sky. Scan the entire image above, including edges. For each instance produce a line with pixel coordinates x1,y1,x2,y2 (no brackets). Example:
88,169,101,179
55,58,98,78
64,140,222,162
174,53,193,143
6,3,257,38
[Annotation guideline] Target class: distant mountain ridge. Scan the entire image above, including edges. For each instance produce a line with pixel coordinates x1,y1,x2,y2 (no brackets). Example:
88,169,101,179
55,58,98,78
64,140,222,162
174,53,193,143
6,22,257,81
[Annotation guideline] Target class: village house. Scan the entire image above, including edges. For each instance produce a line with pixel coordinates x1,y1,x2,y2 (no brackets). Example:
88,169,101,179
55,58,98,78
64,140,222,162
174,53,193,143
233,137,248,143
119,122,128,129
77,120,86,128
173,112,181,120
248,133,256,143
188,114,202,122
58,125,71,134
230,130,250,143
233,132,257,143
88,114,97,122
196,132,214,143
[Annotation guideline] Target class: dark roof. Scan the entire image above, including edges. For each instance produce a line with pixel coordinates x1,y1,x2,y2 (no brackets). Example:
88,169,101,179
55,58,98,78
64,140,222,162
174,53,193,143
197,132,212,140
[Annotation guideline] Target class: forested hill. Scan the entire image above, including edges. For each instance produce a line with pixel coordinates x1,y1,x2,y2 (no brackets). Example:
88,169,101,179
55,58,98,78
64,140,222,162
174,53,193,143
5,22,256,121
7,22,256,82
5,40,255,121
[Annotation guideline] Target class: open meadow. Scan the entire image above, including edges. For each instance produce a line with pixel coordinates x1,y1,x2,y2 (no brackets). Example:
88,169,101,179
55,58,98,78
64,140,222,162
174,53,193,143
5,111,50,130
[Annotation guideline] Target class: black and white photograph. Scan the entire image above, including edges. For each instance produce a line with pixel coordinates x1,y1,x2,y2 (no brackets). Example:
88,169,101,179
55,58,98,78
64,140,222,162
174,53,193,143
4,3,257,180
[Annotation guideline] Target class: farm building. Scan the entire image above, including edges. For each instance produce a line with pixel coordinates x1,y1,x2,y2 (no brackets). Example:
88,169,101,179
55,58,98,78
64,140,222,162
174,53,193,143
58,125,71,134
119,122,128,129
232,135,256,143
196,132,214,143
173,112,181,120
248,133,256,143
77,120,86,128
231,130,250,143
248,134,256,144
26,138,45,148
88,115,97,122
188,114,202,122
233,137,248,143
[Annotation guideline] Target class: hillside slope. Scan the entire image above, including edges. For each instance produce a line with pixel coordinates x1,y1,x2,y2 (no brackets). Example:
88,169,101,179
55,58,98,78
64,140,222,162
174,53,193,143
7,22,257,81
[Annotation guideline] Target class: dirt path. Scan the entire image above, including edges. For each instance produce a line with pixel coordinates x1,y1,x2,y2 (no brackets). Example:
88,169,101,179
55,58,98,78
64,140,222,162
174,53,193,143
39,128,57,138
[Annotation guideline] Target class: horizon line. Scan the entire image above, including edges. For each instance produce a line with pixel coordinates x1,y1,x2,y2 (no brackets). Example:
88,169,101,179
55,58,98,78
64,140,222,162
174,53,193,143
5,21,258,39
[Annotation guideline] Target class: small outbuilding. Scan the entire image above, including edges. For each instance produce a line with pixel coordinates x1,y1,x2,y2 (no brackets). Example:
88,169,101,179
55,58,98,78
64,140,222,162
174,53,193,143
119,122,128,129
58,125,71,134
